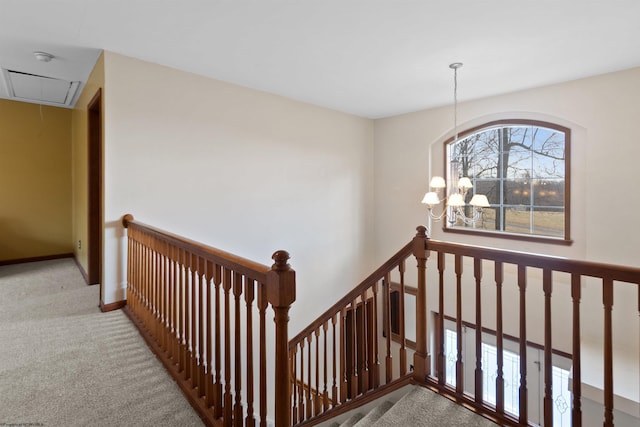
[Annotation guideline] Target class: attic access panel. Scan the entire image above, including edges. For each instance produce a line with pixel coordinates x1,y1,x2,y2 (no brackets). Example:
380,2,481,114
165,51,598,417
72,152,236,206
1,69,80,106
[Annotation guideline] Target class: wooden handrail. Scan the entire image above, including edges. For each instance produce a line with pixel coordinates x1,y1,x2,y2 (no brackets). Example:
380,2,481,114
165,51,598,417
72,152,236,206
121,214,294,427
425,239,640,283
289,227,640,427
122,214,271,282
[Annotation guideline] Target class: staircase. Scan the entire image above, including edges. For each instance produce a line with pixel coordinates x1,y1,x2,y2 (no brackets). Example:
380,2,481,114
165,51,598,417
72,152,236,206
323,385,495,427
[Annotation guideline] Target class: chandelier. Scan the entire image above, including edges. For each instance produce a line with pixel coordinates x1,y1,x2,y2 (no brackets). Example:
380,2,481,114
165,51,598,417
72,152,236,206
421,63,489,237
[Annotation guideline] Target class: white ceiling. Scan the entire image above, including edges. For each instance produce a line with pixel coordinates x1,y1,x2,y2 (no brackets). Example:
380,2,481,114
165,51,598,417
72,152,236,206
1,1,639,118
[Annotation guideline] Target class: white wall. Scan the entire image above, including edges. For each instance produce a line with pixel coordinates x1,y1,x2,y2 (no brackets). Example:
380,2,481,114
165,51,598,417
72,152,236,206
100,52,375,333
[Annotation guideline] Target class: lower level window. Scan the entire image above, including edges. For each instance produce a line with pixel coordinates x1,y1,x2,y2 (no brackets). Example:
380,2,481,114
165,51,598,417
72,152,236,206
445,327,572,426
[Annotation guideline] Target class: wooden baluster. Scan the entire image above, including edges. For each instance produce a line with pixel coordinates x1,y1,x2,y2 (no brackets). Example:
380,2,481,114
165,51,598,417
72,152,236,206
127,229,134,311
223,267,232,427
315,328,321,416
602,277,614,427
245,278,256,427
371,282,380,389
495,261,505,415
412,226,430,382
172,244,179,366
141,233,147,328
360,289,369,392
183,250,193,380
399,260,407,376
205,260,214,408
166,243,173,362
176,248,186,375
307,335,313,419
291,345,298,424
257,282,267,427
571,274,582,427
350,298,359,396
163,242,169,352
323,321,329,411
233,272,244,427
543,269,553,426
331,314,338,406
190,253,198,389
384,275,393,384
518,265,528,424
340,307,347,403
149,234,154,333
214,264,223,417
143,235,150,329
474,258,483,404
128,230,134,311
142,234,148,329
154,237,160,341
198,257,206,397
135,230,140,316
455,254,463,395
437,251,446,386
299,340,306,421
158,239,164,351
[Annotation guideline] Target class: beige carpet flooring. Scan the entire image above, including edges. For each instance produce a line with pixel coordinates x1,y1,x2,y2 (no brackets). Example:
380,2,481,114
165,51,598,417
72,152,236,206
0,258,203,426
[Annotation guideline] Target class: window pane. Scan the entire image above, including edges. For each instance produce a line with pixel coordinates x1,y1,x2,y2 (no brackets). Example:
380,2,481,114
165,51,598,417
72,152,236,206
444,121,568,241
553,366,572,426
532,127,565,179
532,179,564,207
504,206,532,234
505,146,531,181
532,208,564,237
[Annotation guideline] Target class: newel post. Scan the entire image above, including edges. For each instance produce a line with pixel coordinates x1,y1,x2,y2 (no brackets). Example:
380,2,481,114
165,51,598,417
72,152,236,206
412,226,431,382
266,250,296,427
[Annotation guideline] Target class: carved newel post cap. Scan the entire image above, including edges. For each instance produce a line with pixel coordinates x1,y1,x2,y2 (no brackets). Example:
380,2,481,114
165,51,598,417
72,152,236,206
416,225,427,237
271,250,291,272
122,214,134,228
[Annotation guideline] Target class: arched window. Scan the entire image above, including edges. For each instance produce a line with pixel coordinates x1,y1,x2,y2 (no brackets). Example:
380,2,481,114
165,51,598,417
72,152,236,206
445,120,570,242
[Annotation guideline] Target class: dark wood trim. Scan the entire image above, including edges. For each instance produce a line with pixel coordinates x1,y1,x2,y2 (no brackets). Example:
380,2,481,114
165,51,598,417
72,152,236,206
443,226,574,246
87,88,103,286
73,256,89,283
100,299,127,312
0,253,73,266
441,118,572,244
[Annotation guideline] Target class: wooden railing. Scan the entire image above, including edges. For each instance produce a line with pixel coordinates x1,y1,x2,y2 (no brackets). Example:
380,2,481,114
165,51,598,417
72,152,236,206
290,226,640,426
122,214,295,427
288,234,419,424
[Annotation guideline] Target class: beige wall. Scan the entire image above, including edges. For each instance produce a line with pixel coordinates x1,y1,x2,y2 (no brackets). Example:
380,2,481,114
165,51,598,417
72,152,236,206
0,99,72,261
374,67,640,266
71,52,104,277
101,52,376,331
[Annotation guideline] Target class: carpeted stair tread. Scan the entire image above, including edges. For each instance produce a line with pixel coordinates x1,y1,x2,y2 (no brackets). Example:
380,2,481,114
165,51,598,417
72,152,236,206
352,400,394,427
371,386,495,427
340,412,365,427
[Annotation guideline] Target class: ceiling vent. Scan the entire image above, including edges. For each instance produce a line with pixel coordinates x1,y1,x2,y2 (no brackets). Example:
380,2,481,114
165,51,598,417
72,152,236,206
1,69,80,107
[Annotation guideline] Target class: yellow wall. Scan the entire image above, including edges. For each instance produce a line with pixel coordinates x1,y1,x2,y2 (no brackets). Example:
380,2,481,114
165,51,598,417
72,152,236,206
0,99,72,260
71,52,104,276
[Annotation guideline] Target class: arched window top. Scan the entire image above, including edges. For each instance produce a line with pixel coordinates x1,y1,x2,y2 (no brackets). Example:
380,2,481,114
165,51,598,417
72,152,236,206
444,119,571,243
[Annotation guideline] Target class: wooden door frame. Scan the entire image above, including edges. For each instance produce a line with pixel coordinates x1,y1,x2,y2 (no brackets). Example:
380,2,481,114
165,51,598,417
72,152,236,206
87,89,102,288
